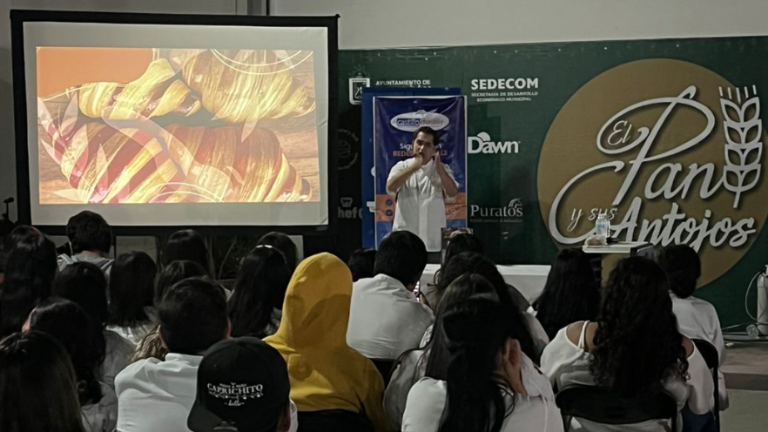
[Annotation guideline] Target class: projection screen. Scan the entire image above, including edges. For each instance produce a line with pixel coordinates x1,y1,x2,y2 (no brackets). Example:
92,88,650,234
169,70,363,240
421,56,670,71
12,11,335,228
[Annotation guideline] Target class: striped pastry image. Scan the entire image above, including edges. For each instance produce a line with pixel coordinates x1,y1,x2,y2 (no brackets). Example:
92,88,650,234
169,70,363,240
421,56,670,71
36,47,319,204
39,117,311,204
64,50,314,124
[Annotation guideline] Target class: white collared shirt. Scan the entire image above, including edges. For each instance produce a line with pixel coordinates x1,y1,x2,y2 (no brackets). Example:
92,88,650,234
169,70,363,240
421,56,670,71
116,353,299,432
387,159,457,252
347,274,434,360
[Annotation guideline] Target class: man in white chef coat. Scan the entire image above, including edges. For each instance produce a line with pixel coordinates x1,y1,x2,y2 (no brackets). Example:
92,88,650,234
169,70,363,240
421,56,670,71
386,126,458,259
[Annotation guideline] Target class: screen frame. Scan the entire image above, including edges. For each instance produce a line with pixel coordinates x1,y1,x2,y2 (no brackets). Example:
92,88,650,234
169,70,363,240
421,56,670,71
11,9,339,237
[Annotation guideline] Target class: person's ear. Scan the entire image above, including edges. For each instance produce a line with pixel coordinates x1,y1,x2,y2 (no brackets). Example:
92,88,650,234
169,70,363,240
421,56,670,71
158,325,169,349
224,319,232,340
276,403,292,432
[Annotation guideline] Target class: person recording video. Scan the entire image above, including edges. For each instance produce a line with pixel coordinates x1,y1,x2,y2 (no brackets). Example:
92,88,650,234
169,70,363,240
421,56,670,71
386,126,458,260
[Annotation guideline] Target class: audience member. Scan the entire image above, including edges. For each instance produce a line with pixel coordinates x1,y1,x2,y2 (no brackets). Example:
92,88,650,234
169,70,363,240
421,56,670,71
165,230,211,275
532,248,601,340
402,274,563,432
26,299,117,432
347,231,433,361
107,252,158,344
541,257,714,431
257,231,299,272
0,225,38,284
0,331,86,432
0,230,56,339
264,253,388,432
53,262,133,390
155,260,209,305
434,252,546,360
188,338,298,432
347,248,377,282
115,278,229,432
59,211,113,275
384,253,543,429
130,260,209,364
229,246,291,338
429,232,483,300
658,244,729,410
431,235,529,312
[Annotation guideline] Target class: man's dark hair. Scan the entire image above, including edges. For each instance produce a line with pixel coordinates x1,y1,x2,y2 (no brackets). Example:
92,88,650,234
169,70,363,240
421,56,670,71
412,126,439,145
374,231,427,287
158,278,228,355
656,245,701,299
66,211,112,255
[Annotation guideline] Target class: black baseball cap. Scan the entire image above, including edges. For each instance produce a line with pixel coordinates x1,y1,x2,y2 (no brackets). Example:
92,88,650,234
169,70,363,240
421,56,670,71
188,337,290,432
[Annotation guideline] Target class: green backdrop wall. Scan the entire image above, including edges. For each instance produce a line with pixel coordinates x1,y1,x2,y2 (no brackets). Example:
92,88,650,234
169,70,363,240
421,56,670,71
336,37,768,327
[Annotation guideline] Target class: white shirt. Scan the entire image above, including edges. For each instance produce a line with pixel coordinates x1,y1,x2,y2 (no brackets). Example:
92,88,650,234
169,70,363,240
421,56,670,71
82,383,118,432
541,325,714,432
387,159,457,252
347,274,434,360
116,353,203,432
101,330,134,391
671,294,729,409
402,354,563,432
115,352,300,432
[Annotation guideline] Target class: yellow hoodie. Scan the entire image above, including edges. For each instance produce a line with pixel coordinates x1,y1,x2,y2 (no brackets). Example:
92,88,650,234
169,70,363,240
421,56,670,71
264,253,390,432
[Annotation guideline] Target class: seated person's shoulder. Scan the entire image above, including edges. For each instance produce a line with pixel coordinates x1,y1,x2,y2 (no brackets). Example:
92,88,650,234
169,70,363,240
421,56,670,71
565,321,585,346
691,296,718,314
681,336,694,358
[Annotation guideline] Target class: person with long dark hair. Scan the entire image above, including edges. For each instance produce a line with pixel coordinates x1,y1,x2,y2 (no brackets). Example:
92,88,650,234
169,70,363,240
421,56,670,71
426,232,484,307
27,299,117,432
0,229,56,339
401,274,562,432
347,248,377,282
229,245,291,338
532,248,601,340
0,225,38,285
107,252,158,344
0,331,86,432
542,257,714,431
384,252,544,430
429,239,529,312
257,231,299,272
53,262,132,391
164,229,211,275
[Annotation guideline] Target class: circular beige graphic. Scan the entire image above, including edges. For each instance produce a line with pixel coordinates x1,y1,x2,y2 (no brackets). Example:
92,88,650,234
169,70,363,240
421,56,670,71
538,59,768,286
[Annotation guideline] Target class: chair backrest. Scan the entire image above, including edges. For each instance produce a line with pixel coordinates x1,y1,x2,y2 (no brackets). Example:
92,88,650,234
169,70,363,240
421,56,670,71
692,339,718,370
556,385,678,425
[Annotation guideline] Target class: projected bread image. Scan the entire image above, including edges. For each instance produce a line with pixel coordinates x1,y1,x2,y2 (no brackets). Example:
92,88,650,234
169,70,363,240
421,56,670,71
36,47,319,204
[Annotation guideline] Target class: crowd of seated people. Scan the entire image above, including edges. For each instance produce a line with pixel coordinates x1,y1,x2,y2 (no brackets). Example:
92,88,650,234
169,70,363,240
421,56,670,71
0,210,727,432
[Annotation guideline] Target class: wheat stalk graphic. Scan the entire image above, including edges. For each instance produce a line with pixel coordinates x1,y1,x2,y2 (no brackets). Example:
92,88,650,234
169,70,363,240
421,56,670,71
719,86,763,208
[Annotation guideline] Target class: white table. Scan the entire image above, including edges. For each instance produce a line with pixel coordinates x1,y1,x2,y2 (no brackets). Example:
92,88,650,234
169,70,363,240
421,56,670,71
420,263,551,303
581,241,653,257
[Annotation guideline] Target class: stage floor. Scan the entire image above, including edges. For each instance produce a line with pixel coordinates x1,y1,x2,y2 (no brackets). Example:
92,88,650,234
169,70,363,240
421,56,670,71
722,340,768,391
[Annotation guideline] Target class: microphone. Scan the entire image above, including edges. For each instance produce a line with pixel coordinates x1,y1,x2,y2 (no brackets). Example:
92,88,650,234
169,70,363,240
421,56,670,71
3,197,13,204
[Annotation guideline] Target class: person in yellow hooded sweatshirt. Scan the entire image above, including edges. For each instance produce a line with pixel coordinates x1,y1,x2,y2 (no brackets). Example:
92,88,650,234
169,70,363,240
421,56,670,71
264,253,391,432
